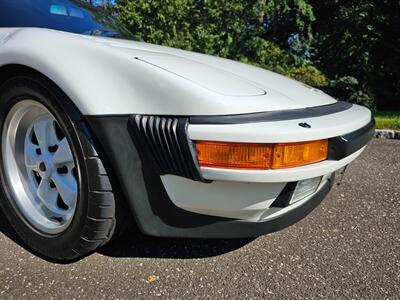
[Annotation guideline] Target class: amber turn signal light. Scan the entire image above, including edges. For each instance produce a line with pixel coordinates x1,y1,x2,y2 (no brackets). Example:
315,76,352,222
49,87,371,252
195,140,328,170
271,140,328,169
195,141,272,170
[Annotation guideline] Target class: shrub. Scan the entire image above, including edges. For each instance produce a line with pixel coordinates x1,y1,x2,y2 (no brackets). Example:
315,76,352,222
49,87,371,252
286,65,329,88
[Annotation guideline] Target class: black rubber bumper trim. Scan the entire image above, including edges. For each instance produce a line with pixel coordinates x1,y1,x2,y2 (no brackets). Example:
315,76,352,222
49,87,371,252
86,115,334,239
328,118,375,160
189,101,352,125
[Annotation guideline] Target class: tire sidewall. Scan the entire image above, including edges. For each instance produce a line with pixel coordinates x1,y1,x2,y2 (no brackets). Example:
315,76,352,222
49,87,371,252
0,75,90,259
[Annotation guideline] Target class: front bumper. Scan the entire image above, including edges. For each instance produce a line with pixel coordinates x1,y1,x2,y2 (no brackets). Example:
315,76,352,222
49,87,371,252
158,175,335,238
86,102,374,238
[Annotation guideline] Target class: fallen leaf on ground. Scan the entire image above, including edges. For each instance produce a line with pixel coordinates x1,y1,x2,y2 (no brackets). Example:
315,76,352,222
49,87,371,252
147,275,159,283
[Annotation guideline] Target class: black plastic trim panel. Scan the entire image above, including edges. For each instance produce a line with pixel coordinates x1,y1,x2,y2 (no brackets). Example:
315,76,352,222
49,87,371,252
128,115,204,181
189,101,352,125
328,118,375,160
270,182,297,208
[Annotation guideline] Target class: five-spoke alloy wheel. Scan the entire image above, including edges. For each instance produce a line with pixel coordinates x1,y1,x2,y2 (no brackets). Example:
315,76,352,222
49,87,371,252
0,74,121,261
2,101,78,234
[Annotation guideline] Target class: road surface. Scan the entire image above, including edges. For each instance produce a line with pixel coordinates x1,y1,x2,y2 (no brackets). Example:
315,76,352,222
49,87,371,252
0,139,399,299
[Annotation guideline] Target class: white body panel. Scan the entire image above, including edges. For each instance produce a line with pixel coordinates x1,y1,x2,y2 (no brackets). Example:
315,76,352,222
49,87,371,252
161,176,287,220
162,174,333,220
173,103,371,219
162,112,367,220
0,27,337,116
162,105,370,219
0,27,372,222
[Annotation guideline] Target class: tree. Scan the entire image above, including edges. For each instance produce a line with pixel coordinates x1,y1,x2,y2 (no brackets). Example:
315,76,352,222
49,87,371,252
114,0,328,87
311,0,400,110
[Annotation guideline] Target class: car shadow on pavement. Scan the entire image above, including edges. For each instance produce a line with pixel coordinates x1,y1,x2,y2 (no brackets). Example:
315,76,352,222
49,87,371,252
98,227,255,259
0,209,254,261
0,209,34,255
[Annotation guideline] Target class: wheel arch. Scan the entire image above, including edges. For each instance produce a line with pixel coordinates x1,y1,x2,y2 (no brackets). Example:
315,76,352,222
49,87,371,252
0,65,134,245
0,63,83,122
0,64,46,89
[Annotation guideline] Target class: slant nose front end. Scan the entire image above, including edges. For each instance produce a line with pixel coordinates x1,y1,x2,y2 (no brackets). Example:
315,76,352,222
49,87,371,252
87,101,374,238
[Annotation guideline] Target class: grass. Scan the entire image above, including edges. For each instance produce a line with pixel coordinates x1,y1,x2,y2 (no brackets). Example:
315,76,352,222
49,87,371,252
374,110,400,130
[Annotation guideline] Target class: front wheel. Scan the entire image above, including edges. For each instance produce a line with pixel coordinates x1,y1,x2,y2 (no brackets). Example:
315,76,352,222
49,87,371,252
0,75,119,261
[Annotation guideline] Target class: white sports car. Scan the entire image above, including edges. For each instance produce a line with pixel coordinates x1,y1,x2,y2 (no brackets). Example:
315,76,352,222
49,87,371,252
0,0,374,260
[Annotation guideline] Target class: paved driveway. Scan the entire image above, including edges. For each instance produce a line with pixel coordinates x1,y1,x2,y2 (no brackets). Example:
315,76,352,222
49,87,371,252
0,139,399,299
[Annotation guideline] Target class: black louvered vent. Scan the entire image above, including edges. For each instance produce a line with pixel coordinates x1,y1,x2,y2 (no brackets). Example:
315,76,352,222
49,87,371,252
129,115,204,181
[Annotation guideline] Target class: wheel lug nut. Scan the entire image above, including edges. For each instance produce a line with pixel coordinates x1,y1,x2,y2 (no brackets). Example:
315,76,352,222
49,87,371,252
57,166,68,174
36,148,42,155
48,145,58,153
39,162,46,172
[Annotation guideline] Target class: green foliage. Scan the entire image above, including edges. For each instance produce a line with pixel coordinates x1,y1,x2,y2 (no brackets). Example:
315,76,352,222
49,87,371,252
323,76,375,110
349,91,375,111
116,0,194,50
374,111,400,130
287,65,328,88
310,0,400,110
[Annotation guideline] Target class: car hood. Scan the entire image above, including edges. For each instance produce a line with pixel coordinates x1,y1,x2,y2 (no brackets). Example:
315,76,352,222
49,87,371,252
0,28,338,115
138,55,266,97
90,36,337,110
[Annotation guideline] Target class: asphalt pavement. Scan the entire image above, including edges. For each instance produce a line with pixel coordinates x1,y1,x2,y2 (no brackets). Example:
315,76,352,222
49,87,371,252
0,138,399,299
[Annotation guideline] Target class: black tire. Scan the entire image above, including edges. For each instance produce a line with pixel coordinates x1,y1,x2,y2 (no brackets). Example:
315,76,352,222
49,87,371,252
0,74,124,261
